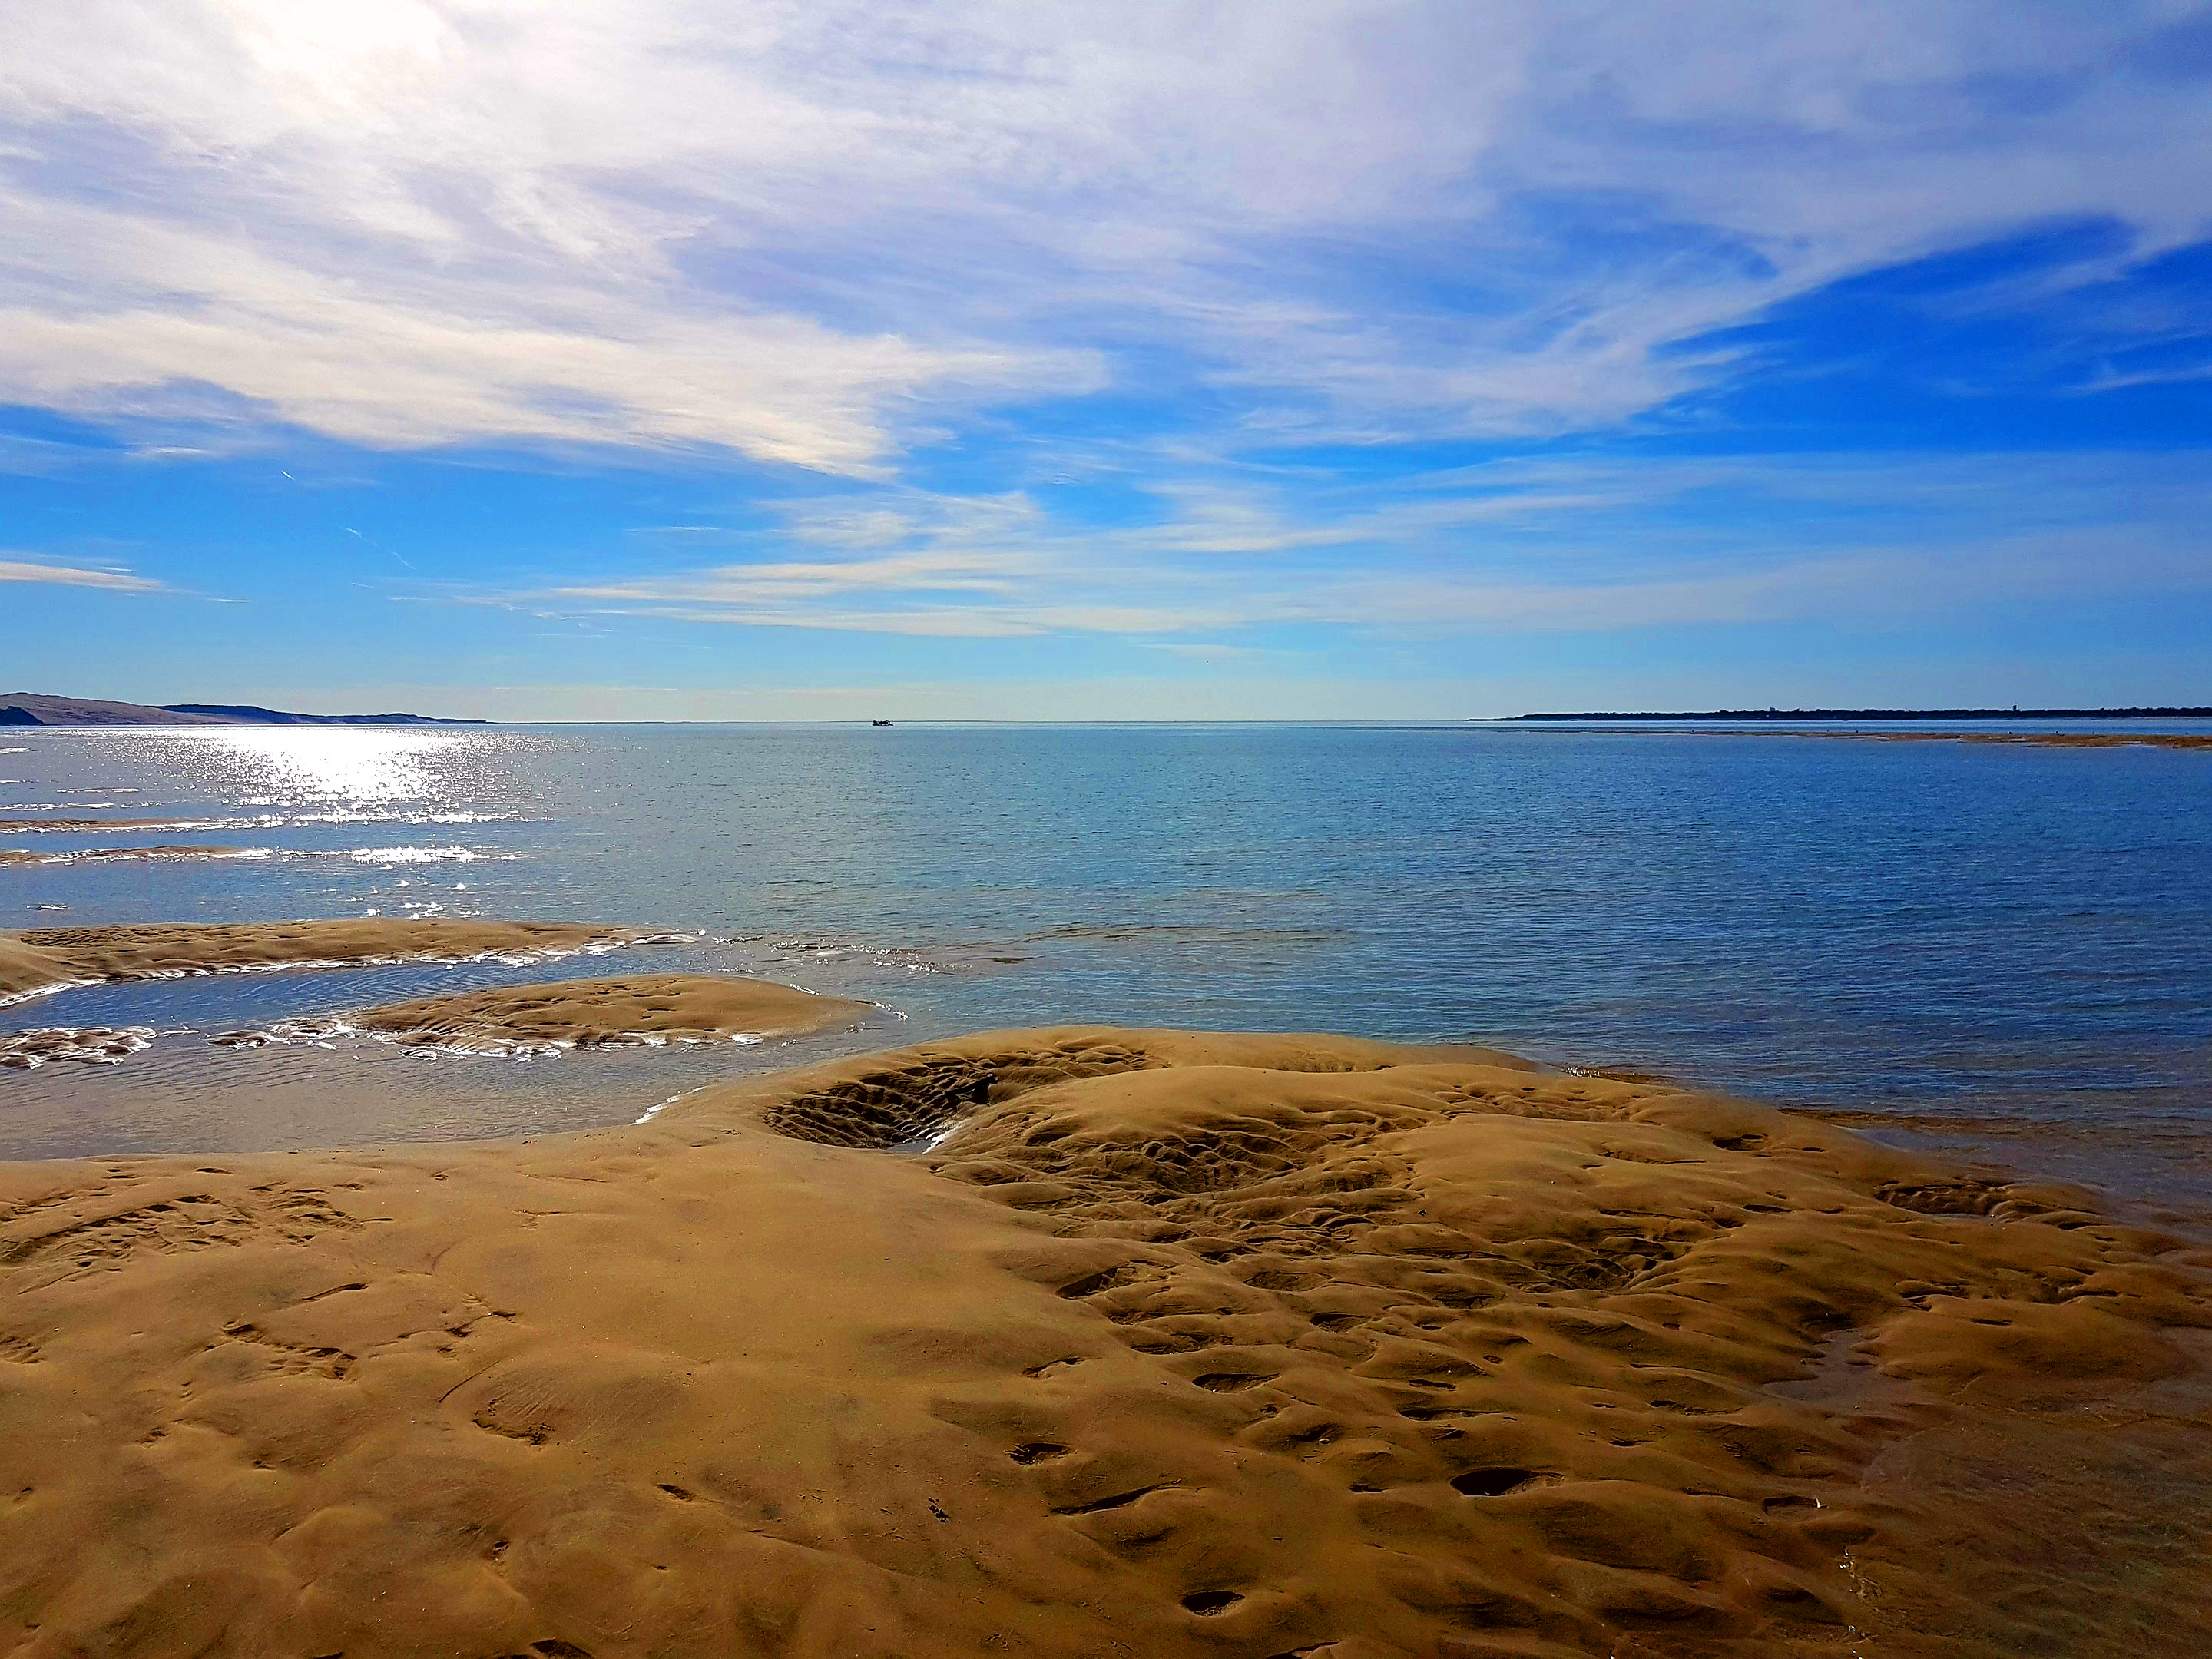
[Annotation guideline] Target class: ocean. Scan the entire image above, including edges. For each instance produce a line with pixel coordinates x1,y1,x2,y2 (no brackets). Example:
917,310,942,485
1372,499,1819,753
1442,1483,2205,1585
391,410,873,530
4,720,2208,1207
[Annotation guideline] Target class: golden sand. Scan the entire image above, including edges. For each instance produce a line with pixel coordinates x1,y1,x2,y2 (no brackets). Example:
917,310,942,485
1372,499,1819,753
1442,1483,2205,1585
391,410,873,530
354,972,870,1051
0,1025,2204,1657
0,919,641,1003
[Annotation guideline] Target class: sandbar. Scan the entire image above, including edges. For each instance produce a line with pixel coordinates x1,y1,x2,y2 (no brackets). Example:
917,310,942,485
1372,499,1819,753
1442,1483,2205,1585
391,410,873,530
1669,730,2212,753
0,817,223,834
0,918,643,1004
0,1025,2203,1656
0,844,266,868
353,972,871,1052
1845,730,2212,751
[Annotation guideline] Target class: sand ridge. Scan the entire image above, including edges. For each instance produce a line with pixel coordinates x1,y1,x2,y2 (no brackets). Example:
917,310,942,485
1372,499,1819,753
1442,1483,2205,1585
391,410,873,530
0,918,645,1005
353,972,873,1053
0,1026,2204,1657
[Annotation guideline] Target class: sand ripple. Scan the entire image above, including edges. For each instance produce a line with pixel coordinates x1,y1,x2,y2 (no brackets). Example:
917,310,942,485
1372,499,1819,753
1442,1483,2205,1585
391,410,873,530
0,1027,2200,1656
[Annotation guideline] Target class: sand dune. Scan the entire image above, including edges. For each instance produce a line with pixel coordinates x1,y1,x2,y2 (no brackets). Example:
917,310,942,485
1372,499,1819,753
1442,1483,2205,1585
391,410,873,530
0,1026,2203,1657
0,844,266,867
0,918,643,1004
354,972,872,1053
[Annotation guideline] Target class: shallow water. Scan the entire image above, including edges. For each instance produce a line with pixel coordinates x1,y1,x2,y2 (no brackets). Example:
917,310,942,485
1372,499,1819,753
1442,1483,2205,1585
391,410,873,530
2,722,2208,1202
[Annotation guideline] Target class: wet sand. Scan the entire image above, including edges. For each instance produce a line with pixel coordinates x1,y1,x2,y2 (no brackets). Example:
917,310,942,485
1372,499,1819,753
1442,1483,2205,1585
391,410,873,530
0,919,644,1004
0,1025,154,1070
0,1024,2204,1657
354,972,872,1052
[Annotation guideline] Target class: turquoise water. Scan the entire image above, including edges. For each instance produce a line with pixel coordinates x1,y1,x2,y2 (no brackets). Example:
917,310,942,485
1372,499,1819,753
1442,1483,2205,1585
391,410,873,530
2,723,2208,1202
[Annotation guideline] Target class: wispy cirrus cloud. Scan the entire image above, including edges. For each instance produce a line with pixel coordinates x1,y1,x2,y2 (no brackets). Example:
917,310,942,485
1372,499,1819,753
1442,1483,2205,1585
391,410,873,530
0,556,167,592
464,446,2212,640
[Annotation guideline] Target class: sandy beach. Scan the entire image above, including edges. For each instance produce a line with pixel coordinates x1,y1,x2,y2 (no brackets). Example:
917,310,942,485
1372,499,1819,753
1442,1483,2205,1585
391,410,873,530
0,991,2205,1656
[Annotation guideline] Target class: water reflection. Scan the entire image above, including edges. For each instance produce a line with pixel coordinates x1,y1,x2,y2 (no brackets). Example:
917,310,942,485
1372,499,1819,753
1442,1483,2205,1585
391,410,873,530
194,727,456,806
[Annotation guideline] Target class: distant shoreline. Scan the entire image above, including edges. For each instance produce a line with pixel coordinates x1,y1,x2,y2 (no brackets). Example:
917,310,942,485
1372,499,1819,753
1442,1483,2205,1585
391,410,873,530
2,691,480,727
1502,706,2212,721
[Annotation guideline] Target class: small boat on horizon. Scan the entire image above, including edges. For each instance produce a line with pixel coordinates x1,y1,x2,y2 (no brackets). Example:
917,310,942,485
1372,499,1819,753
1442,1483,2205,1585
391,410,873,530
871,719,892,727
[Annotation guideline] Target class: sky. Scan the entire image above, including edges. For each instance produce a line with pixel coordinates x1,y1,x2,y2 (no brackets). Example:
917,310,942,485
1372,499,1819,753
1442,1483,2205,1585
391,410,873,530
2,1,2210,720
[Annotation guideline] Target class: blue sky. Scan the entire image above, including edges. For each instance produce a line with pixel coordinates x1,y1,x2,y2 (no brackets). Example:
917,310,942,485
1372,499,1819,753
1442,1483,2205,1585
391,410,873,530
2,1,2209,719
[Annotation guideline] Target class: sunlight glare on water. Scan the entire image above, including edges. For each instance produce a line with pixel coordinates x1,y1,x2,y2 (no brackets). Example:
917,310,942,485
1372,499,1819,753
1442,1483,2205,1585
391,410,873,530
196,727,456,809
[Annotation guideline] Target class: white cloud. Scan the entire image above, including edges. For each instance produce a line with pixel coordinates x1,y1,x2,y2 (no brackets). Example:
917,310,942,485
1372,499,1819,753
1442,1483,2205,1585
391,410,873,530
0,2,2206,467
473,447,2212,638
0,556,167,591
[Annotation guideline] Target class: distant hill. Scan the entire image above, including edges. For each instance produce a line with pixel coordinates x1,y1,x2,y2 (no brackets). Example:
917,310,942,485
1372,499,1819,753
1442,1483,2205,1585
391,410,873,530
0,693,481,727
1503,706,2212,722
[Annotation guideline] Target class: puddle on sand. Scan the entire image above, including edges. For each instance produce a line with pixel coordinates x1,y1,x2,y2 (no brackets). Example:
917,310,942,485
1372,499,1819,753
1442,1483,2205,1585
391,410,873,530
1824,1326,2212,1655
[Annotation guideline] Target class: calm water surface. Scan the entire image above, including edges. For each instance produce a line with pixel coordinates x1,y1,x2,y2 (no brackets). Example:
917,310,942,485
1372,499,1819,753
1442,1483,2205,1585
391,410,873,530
3,723,2207,1204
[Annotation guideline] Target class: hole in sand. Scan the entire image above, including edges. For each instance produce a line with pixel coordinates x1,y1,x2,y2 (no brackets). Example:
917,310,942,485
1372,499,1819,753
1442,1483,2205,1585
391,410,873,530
1052,1483,1174,1516
1450,1467,1538,1497
1181,1590,1243,1616
1009,1442,1069,1464
1191,1373,1270,1392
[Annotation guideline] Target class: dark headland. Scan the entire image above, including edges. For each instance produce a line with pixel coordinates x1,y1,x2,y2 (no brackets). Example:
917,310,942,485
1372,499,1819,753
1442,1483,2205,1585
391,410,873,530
1498,705,2212,721
0,692,481,727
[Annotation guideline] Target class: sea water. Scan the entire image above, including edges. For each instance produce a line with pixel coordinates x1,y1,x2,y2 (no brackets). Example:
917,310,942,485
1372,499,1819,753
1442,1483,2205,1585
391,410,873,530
2,721,2207,1204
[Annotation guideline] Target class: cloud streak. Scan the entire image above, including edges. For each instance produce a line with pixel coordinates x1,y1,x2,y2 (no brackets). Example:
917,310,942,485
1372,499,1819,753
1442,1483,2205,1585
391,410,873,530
470,447,2212,639
0,556,167,592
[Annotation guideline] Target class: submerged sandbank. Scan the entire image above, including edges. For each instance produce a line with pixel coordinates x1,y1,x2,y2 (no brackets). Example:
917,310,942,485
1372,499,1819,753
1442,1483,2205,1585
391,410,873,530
353,972,872,1053
0,1025,2202,1657
1843,730,2212,751
1674,729,2212,753
0,918,644,1005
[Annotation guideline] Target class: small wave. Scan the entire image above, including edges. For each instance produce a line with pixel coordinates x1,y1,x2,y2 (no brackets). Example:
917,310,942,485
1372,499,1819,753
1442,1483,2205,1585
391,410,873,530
216,1005,760,1064
1023,922,1336,947
207,1015,356,1051
286,810,517,826
0,976,94,1009
343,846,492,863
745,933,1030,975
